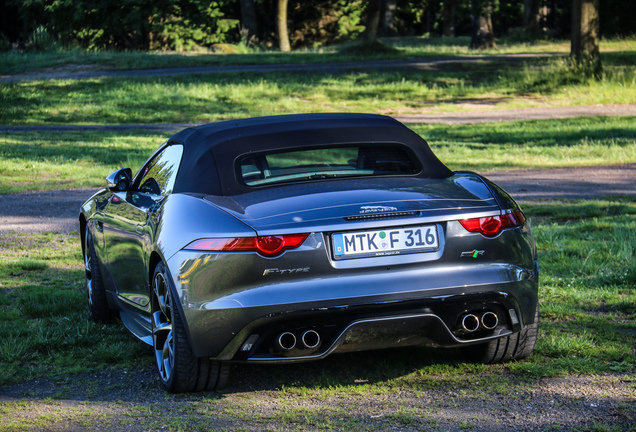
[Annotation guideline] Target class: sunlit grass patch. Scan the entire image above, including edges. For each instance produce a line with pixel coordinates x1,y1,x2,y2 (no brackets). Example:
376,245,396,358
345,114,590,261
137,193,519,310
0,131,167,193
511,200,636,377
417,116,636,172
0,233,148,386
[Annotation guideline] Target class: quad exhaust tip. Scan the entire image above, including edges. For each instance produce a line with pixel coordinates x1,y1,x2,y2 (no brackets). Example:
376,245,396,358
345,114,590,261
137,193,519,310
301,330,321,349
461,314,480,332
275,332,297,351
460,311,499,332
274,329,321,353
481,311,499,330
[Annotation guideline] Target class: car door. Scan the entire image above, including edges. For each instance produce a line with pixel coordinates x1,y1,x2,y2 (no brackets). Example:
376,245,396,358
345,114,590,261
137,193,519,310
102,144,184,312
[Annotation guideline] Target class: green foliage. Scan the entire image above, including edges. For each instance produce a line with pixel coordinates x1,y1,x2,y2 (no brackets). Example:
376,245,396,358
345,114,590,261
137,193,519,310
13,0,239,51
284,0,367,49
151,1,240,51
335,0,365,41
26,26,60,52
4,0,636,53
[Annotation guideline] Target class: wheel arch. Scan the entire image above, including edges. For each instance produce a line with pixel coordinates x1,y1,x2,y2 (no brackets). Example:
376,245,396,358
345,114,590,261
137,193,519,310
148,251,164,285
149,255,201,358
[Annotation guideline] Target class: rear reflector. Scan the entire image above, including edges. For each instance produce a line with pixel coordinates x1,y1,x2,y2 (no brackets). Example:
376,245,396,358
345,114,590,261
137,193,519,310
459,211,526,237
184,233,309,257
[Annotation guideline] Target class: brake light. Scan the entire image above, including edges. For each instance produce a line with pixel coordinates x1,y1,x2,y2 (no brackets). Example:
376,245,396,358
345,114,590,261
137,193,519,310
459,211,526,237
184,233,309,257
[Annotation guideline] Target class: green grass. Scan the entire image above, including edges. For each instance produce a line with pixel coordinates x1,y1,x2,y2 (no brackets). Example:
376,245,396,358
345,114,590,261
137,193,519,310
0,131,164,193
414,116,636,172
2,52,635,126
509,200,636,377
0,117,634,194
1,37,633,76
0,232,149,385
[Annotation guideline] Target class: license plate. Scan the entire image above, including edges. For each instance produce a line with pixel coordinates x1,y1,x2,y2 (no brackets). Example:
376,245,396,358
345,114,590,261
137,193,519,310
332,225,439,259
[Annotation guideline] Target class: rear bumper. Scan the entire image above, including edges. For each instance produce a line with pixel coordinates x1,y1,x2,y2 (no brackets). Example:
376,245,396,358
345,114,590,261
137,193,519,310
167,248,538,360
215,290,532,363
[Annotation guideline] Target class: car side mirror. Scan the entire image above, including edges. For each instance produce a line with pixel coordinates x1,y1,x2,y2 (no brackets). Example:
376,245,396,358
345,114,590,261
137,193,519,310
106,168,133,192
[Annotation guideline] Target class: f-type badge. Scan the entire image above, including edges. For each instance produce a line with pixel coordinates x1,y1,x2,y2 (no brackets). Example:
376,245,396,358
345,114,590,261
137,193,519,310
461,250,485,258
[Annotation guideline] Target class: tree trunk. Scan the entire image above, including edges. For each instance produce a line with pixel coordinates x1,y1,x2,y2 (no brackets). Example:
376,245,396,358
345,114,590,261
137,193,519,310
571,0,601,76
470,0,495,49
363,0,382,45
523,0,541,34
380,0,397,36
239,0,258,45
442,0,457,38
277,0,290,52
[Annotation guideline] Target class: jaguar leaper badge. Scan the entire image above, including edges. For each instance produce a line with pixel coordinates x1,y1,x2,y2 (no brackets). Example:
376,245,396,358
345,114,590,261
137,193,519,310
360,205,398,214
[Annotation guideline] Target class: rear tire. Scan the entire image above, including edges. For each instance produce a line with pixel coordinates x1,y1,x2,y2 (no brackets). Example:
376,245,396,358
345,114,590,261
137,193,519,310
84,226,112,323
151,261,230,393
464,304,539,364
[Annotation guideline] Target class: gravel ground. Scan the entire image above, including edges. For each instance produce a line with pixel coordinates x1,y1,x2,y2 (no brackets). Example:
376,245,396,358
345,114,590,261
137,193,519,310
0,364,634,431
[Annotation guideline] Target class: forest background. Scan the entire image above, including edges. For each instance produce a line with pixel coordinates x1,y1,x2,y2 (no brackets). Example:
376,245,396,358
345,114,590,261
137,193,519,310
2,0,634,54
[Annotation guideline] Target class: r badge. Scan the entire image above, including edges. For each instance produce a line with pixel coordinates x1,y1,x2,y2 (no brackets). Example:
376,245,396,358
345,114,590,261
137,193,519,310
461,250,485,258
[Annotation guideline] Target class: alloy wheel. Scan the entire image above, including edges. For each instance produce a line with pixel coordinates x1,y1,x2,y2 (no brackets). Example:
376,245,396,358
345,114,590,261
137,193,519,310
152,271,174,383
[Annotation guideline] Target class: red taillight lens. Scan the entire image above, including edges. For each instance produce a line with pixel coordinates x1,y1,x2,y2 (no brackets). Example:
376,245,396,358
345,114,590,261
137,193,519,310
459,211,526,237
184,233,309,257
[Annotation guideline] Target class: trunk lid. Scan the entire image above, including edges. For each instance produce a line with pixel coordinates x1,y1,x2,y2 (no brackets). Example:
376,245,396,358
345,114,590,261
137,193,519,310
204,174,500,235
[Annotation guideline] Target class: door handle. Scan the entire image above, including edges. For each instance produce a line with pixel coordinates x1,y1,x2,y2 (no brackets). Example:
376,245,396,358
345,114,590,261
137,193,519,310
135,225,143,234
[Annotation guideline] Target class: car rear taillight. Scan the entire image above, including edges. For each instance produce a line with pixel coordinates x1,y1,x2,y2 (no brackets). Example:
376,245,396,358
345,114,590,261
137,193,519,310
459,211,526,237
184,233,309,257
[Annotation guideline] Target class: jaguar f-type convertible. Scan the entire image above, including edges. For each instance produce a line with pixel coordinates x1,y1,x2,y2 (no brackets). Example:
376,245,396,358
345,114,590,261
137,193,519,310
80,113,539,393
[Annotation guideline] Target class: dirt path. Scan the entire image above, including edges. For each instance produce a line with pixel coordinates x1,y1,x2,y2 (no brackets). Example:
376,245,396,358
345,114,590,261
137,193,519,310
0,53,560,83
1,105,635,133
1,164,634,234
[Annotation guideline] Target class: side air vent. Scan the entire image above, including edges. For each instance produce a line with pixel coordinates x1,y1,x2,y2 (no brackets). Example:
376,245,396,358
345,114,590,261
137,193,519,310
344,211,420,222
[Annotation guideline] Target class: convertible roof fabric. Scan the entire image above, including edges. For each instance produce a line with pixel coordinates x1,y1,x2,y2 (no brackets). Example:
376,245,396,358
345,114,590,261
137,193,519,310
168,113,453,196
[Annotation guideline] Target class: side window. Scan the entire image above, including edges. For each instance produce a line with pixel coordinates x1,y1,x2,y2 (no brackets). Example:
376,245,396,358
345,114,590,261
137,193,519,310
137,145,184,196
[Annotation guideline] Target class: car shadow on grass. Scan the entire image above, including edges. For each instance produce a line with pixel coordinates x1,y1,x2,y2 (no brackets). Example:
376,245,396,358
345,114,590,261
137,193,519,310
0,343,472,402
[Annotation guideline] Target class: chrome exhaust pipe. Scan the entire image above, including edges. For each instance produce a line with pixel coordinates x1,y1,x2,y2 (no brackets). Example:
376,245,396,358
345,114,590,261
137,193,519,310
274,332,297,351
481,312,499,330
300,330,320,349
461,314,480,332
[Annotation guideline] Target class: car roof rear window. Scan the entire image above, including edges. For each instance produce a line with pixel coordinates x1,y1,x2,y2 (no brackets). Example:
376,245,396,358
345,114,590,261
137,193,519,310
238,143,422,187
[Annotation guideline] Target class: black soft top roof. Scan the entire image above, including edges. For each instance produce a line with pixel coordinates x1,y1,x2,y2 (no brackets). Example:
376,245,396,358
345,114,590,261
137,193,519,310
168,113,452,196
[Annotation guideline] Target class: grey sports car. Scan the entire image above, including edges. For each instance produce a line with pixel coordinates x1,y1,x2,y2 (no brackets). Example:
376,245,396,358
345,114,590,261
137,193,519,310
80,113,539,393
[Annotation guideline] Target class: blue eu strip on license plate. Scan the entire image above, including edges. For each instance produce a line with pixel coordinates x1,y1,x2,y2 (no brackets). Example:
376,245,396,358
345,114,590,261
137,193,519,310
332,225,439,259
